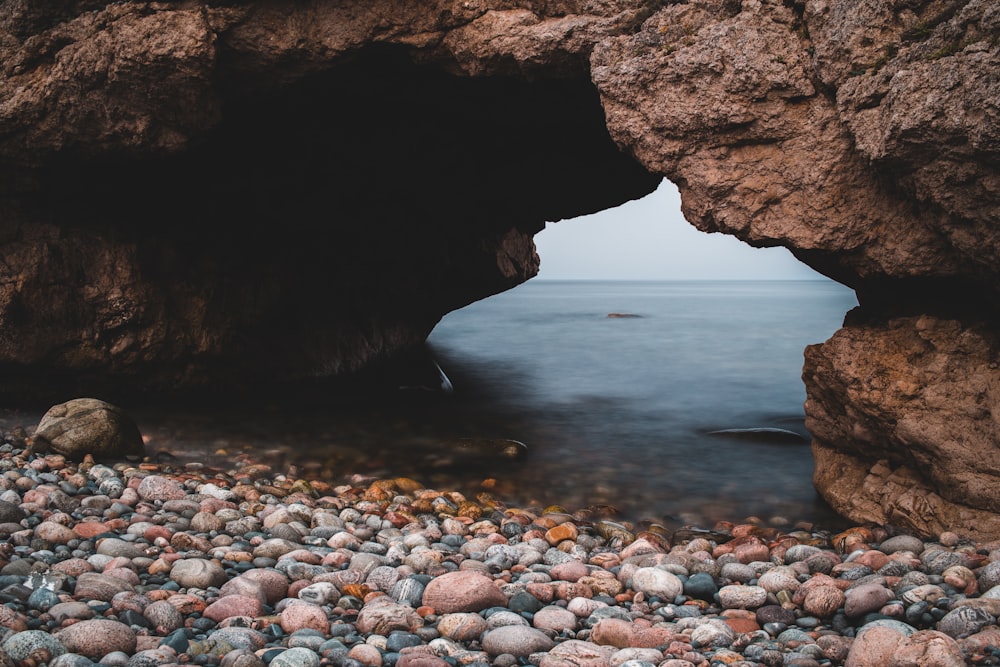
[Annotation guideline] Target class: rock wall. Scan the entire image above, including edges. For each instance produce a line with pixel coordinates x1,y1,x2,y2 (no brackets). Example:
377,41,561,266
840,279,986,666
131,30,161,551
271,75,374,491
0,1,997,535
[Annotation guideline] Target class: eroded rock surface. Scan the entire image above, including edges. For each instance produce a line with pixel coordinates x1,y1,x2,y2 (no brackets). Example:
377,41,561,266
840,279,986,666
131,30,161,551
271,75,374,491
30,398,145,461
805,313,1000,538
0,1,998,533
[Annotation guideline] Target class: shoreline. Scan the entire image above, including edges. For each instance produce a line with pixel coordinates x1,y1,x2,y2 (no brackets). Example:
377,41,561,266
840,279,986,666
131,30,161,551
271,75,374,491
0,433,997,666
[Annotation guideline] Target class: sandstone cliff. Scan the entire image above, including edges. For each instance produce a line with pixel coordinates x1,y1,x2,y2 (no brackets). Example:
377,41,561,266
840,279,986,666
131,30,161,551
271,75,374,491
1,0,997,536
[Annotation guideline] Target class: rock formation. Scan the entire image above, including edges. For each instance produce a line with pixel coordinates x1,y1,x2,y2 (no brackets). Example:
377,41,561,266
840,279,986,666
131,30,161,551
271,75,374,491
0,1,997,535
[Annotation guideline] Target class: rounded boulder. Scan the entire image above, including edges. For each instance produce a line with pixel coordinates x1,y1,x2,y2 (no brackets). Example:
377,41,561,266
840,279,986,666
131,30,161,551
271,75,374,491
421,571,506,613
31,399,144,461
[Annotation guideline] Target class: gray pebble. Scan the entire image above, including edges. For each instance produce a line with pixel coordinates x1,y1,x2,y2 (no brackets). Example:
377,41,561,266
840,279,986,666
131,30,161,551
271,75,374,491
937,605,996,638
2,629,68,661
268,647,321,667
481,626,554,657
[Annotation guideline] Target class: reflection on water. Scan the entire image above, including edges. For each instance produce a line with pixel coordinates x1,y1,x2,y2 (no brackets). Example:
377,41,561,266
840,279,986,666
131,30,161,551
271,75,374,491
2,280,860,531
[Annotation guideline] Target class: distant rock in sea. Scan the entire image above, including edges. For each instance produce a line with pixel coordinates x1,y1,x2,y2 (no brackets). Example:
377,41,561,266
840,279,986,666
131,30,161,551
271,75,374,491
607,313,641,318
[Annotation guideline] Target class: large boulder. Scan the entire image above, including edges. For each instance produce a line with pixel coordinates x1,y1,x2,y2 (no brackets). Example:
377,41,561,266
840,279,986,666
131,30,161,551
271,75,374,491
805,315,1000,538
30,399,145,461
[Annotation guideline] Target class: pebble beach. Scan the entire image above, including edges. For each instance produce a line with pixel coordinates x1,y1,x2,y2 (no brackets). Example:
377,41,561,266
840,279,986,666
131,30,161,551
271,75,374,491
2,428,1000,667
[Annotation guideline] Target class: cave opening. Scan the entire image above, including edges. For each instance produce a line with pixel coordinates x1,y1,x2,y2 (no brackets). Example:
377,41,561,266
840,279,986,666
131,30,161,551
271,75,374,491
1,39,863,527
422,178,858,527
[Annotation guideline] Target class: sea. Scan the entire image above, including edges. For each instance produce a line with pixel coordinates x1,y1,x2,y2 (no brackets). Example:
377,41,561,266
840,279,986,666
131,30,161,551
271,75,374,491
423,279,859,529
1,279,860,531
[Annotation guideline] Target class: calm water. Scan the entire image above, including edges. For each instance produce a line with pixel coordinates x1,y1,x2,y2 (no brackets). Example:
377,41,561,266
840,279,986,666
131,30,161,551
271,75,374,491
424,279,859,528
1,280,859,530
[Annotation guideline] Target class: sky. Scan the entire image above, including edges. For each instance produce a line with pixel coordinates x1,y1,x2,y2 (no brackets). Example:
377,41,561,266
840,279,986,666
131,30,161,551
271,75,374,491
534,179,826,281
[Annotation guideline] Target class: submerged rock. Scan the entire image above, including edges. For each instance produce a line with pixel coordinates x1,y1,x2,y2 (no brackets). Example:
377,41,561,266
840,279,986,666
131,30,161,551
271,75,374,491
439,438,527,461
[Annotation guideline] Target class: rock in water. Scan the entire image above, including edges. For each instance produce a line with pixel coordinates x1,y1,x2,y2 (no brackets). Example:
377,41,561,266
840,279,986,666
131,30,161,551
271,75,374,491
30,399,144,461
445,438,527,460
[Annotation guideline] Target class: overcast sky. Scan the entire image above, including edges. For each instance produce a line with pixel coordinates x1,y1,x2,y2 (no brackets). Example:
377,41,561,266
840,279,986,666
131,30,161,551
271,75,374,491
535,180,826,281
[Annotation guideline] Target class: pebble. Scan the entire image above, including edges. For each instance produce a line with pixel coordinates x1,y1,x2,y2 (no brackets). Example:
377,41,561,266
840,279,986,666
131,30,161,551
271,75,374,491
354,596,424,635
532,605,578,632
2,435,1000,667
481,625,555,656
280,600,331,633
422,571,506,612
268,647,321,667
0,498,27,523
630,567,682,600
539,640,616,666
204,594,265,622
2,630,68,661
718,584,767,609
844,582,894,617
53,619,137,658
170,558,228,589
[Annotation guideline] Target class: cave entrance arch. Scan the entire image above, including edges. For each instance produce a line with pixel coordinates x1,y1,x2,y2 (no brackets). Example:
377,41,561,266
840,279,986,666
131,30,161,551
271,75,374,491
426,179,858,528
5,41,856,528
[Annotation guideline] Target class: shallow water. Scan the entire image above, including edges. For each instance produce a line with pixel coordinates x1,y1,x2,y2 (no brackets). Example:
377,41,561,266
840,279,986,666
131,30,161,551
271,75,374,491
2,280,859,530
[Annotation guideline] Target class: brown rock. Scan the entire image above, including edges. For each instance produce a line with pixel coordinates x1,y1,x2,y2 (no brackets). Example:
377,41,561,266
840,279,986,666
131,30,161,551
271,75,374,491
435,612,488,641
844,583,895,618
550,560,589,583
845,626,904,667
55,619,137,659
203,595,265,623
166,593,207,615
355,596,424,636
138,476,188,502
279,601,330,634
395,653,451,667
50,558,95,577
807,317,1000,540
0,606,29,632
73,572,134,601
34,521,77,545
532,606,578,633
481,625,555,657
538,640,615,667
73,521,112,540
143,599,184,634
590,618,634,649
421,571,506,614
817,635,853,664
803,586,846,618
169,558,228,589
347,644,383,667
545,523,578,545
890,630,964,667
220,576,268,604
238,569,290,605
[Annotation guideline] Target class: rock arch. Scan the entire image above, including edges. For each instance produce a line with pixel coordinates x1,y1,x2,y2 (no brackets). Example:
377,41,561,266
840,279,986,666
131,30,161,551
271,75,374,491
0,0,997,537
